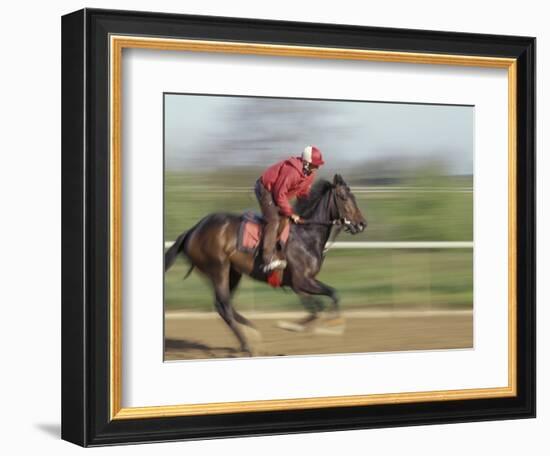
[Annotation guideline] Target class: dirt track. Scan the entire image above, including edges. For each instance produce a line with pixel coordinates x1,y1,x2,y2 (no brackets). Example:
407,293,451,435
164,311,472,360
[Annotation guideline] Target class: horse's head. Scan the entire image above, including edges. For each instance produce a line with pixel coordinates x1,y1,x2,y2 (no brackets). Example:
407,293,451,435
332,174,367,234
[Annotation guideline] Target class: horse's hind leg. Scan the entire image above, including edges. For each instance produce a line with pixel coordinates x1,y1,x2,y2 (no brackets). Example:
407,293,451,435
229,268,262,341
229,269,255,329
211,266,252,355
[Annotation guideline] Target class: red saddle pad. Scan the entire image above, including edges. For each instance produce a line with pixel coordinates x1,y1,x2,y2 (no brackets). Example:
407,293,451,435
239,214,290,252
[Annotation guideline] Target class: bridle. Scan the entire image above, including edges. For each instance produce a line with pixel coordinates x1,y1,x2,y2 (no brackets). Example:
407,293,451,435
298,186,353,253
300,185,352,229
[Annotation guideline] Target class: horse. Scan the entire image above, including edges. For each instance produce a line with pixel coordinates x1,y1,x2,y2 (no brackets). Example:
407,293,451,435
164,174,367,355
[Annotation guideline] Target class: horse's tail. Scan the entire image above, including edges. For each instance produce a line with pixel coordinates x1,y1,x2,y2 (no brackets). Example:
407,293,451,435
164,230,190,272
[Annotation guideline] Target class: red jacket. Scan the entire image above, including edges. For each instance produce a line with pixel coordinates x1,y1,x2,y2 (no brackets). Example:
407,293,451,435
260,157,315,216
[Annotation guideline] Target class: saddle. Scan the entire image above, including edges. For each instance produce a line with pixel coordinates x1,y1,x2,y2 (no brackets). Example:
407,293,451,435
237,211,290,255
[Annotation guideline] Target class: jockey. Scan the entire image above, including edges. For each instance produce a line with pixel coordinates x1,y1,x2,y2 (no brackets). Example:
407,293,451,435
254,145,325,273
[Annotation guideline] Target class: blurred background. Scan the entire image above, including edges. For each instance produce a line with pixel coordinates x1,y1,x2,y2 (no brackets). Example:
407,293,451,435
164,94,473,314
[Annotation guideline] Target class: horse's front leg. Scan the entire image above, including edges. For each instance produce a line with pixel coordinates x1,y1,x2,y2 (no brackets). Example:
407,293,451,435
297,293,323,325
296,278,346,335
298,278,340,317
275,288,323,333
317,279,341,319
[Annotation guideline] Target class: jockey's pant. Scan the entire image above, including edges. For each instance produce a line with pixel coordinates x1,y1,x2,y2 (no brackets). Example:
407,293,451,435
254,178,281,265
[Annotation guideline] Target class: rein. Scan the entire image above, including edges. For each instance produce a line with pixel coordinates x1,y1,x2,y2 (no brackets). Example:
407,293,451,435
299,219,339,226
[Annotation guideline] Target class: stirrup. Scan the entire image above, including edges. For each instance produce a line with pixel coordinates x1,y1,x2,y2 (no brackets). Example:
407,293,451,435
262,258,287,273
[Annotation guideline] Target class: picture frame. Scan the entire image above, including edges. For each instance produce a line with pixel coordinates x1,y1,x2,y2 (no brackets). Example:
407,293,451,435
61,8,535,447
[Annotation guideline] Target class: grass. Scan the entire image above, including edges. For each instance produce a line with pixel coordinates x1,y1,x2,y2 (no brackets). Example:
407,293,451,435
165,249,473,312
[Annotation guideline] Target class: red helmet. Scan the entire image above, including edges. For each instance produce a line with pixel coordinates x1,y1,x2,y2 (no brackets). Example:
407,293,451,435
302,145,325,166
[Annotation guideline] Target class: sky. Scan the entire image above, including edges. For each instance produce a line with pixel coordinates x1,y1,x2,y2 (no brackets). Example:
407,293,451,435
164,93,474,175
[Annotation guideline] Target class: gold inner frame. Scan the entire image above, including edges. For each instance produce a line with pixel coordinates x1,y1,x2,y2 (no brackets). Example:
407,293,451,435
109,35,518,420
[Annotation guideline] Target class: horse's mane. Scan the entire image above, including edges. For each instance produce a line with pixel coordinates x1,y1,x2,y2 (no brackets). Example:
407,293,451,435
294,179,333,218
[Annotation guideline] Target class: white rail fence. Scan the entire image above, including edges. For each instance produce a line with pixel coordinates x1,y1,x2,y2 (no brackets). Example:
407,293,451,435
164,240,473,249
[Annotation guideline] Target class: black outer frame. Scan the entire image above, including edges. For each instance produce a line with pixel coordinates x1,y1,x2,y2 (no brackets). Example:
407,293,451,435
61,8,536,447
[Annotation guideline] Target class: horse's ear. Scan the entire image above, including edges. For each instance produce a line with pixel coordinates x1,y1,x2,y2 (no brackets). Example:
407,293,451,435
333,174,344,185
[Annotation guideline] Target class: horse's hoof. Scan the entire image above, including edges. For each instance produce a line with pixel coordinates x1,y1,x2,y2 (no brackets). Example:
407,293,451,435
312,326,345,336
312,317,346,336
324,316,346,326
276,320,307,332
243,326,262,342
243,347,259,357
277,315,320,332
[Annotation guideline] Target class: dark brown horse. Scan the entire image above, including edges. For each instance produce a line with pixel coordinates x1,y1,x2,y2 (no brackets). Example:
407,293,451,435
165,174,367,355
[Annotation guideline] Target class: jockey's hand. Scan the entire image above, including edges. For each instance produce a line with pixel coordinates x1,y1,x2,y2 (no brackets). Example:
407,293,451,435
290,214,303,224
